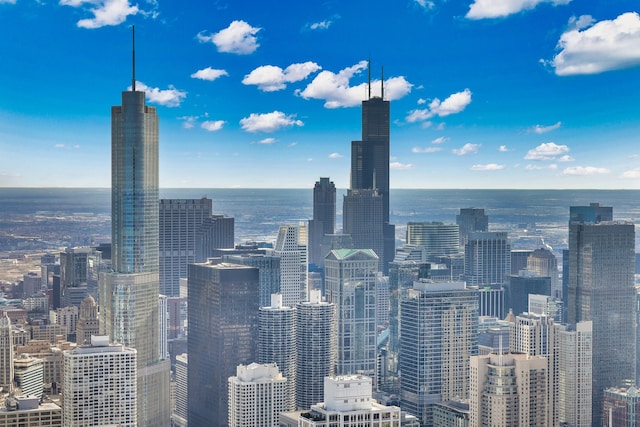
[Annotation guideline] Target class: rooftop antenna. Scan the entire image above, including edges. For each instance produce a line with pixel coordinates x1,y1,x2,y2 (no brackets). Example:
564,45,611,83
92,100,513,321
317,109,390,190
367,55,371,100
132,25,136,91
381,66,384,100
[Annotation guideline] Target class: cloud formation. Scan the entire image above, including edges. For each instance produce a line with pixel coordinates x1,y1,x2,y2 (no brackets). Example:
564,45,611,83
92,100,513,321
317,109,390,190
452,143,480,156
60,0,139,29
529,121,562,134
466,0,571,20
240,111,303,133
243,62,321,92
562,166,610,175
201,120,225,131
549,13,640,76
328,152,343,158
198,20,261,54
414,0,435,10
524,142,569,161
621,168,640,179
191,67,228,81
412,146,442,154
406,89,472,123
525,164,558,170
132,82,187,107
390,162,415,170
304,16,339,31
298,61,412,108
432,136,449,144
471,163,505,171
258,138,276,145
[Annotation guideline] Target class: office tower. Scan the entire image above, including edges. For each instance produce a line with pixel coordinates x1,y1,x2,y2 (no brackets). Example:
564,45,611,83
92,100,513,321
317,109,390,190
557,321,592,427
62,336,137,427
274,224,308,307
568,203,635,425
228,363,288,427
602,386,640,427
13,356,43,399
226,253,281,308
406,222,459,261
399,280,478,426
75,295,99,345
528,293,562,322
258,293,296,411
504,271,551,316
187,260,259,427
464,231,510,287
308,177,336,267
474,283,504,318
0,313,13,392
22,272,41,298
325,249,378,379
158,294,168,360
40,253,58,290
195,214,235,262
343,71,395,274
173,353,188,427
298,376,401,426
456,207,488,245
159,198,212,296
0,397,62,426
98,43,170,426
60,246,102,306
469,352,547,427
510,249,533,275
477,316,510,355
295,289,337,410
527,247,560,298
376,274,389,327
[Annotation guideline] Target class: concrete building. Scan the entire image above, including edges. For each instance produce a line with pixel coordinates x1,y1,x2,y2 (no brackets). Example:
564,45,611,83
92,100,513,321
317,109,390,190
325,249,378,380
433,399,469,427
557,321,592,427
258,293,296,411
295,289,337,411
274,224,308,307
14,356,43,399
0,397,61,427
62,336,137,427
228,363,288,427
173,353,188,427
602,386,640,427
75,295,98,345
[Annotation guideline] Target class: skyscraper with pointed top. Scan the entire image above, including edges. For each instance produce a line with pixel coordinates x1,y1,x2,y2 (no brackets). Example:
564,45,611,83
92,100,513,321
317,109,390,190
99,27,171,427
343,63,395,273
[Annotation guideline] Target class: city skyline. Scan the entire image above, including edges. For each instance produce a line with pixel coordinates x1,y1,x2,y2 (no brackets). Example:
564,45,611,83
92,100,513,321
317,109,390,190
2,1,640,189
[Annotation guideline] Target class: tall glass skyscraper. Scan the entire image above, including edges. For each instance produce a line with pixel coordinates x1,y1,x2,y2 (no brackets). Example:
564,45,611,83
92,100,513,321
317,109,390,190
308,177,336,267
99,51,170,426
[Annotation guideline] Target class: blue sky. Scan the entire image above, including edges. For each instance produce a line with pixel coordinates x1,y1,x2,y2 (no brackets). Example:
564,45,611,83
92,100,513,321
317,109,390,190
1,0,640,189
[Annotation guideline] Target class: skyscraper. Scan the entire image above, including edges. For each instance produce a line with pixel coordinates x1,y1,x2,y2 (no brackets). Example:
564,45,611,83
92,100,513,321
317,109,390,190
159,198,212,297
343,68,395,273
274,223,308,307
99,32,170,426
568,203,635,425
187,260,259,427
557,321,592,427
464,231,510,287
195,214,235,262
406,222,460,261
456,207,488,246
0,313,13,392
308,177,336,267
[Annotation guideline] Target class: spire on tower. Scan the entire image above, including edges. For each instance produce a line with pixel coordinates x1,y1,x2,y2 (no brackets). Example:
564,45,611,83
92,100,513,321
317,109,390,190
132,25,136,92
367,56,371,100
381,66,384,100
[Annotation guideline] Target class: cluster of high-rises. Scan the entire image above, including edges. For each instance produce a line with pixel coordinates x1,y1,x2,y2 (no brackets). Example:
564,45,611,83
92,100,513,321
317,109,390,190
0,45,638,427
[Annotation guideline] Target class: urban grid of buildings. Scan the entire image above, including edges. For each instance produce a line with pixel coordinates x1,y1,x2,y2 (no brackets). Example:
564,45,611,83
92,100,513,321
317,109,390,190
0,39,639,427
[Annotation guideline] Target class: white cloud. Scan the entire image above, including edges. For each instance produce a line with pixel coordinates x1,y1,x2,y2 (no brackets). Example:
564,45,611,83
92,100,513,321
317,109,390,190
549,12,640,76
191,67,228,81
524,142,569,161
562,166,610,175
180,116,197,129
243,62,321,92
452,143,480,156
525,164,558,170
132,81,187,107
466,0,571,20
414,0,435,10
412,146,442,154
201,120,225,132
417,98,427,105
259,138,276,145
328,152,343,159
298,61,412,108
432,136,449,144
471,163,505,171
0,0,17,4
198,20,261,55
54,143,80,149
621,168,640,178
390,162,415,170
406,89,472,123
60,0,139,29
558,155,574,162
529,121,562,134
240,111,303,133
499,145,509,152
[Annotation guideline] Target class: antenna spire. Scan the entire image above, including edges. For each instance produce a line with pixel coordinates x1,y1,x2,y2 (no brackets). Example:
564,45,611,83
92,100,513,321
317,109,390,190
132,25,136,91
381,66,384,100
367,56,371,100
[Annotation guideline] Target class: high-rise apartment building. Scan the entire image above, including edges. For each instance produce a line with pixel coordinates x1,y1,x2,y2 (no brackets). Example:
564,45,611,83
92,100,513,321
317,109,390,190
399,280,478,426
159,198,212,297
464,231,510,287
258,293,296,412
274,224,308,307
557,321,592,427
343,73,395,274
228,363,288,427
98,46,170,426
0,313,13,392
295,289,337,411
325,249,378,379
406,222,459,261
308,177,336,267
62,336,136,427
187,260,259,427
456,207,488,246
568,203,635,425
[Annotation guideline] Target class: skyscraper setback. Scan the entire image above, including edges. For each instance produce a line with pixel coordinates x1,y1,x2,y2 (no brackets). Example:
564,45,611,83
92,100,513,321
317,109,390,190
98,29,170,426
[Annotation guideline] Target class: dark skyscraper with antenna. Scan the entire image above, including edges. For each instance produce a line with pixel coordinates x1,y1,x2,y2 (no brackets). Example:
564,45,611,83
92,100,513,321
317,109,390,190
343,64,395,273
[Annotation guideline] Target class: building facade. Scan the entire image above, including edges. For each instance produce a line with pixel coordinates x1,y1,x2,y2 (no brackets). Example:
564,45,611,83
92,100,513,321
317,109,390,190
406,222,460,261
308,177,336,267
274,224,308,307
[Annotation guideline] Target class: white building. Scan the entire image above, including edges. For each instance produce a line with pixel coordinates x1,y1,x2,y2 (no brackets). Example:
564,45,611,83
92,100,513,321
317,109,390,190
173,353,188,427
274,224,308,306
557,321,592,427
228,363,287,427
62,336,137,427
13,356,43,399
299,376,401,427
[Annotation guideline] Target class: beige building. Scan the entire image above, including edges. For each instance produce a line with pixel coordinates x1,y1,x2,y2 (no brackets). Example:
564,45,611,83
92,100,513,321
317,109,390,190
0,397,61,427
